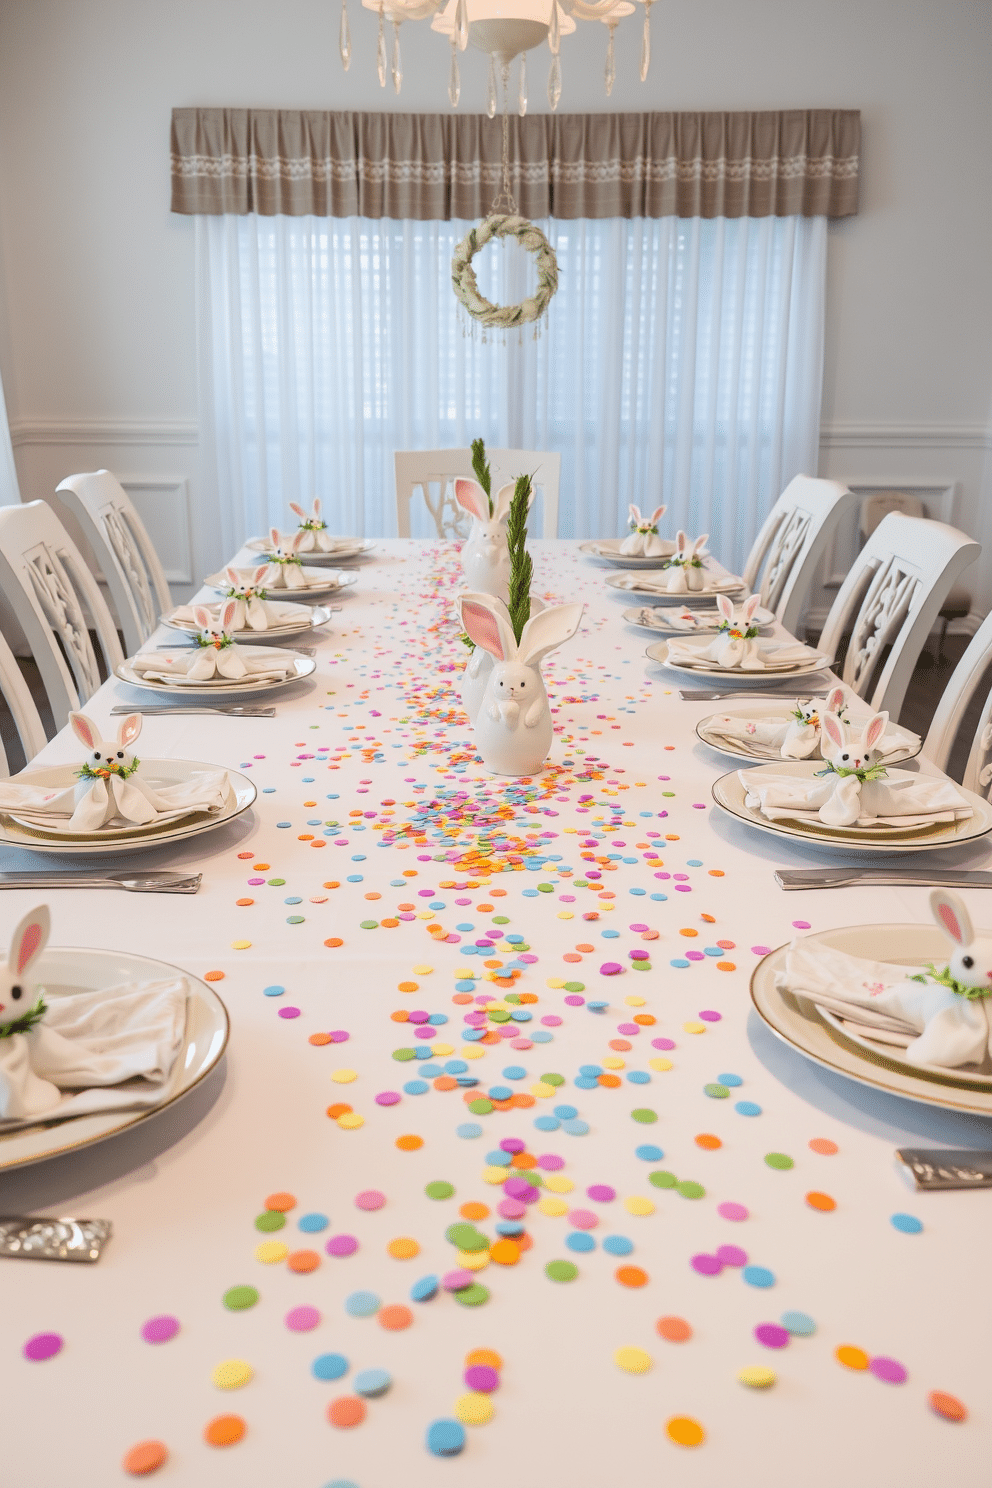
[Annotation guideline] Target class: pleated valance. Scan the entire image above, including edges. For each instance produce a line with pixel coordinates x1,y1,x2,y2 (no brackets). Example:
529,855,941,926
171,108,860,220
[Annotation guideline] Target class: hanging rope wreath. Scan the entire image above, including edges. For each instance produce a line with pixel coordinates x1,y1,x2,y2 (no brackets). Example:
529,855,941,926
451,212,559,329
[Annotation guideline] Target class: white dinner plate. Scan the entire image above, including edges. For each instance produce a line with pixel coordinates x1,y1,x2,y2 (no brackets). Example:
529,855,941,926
623,604,774,635
206,566,358,598
579,538,678,567
0,947,229,1169
0,759,256,852
751,924,992,1113
646,638,829,681
117,651,316,698
244,535,375,564
695,705,922,766
711,760,992,854
162,601,334,644
605,571,746,605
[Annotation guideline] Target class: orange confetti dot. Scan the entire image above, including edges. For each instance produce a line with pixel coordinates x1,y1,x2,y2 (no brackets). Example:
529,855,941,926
695,1133,722,1150
809,1137,838,1155
322,880,340,889
326,1103,352,1119
253,863,270,871
836,1345,869,1371
928,1390,967,1422
433,1075,458,1091
237,851,254,859
323,938,344,948
328,1396,366,1428
490,1239,520,1266
616,1265,648,1288
510,1092,535,1108
460,1202,489,1220
666,1416,704,1447
665,834,680,841
633,1014,656,1026
575,942,595,953
398,981,419,993
466,1347,503,1369
204,971,225,982
395,1134,423,1151
390,1009,410,1022
265,1192,296,1212
679,928,698,938
717,962,736,972
597,1073,622,1088
381,918,399,928
122,1441,168,1476
204,1415,246,1447
387,1237,420,1259
657,1315,693,1342
806,1191,836,1212
309,1032,332,1046
364,891,382,901
235,897,254,906
510,1152,537,1169
610,1038,633,1052
378,1304,413,1331
287,1249,320,1273
707,869,725,877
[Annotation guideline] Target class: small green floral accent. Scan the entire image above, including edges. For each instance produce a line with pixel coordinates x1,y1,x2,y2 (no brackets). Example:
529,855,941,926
225,585,268,601
0,997,47,1038
459,631,476,651
266,553,302,566
629,520,658,535
663,555,703,570
77,756,140,782
718,621,759,641
297,518,326,532
194,633,234,650
909,962,992,1000
814,760,888,784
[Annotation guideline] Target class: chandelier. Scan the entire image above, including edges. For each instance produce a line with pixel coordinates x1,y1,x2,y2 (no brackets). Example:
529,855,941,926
343,0,656,111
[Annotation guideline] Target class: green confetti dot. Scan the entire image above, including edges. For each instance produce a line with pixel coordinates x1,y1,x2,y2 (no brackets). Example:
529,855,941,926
223,1285,259,1311
704,1083,730,1099
514,943,531,951
539,1072,565,1087
287,915,305,925
454,1283,490,1307
765,1152,794,1171
676,1180,705,1199
493,916,510,924
545,1259,578,1282
661,792,675,798
631,1108,658,1124
392,1048,416,1062
574,879,590,888
504,992,521,1005
254,1211,285,1232
468,1098,493,1115
360,920,379,929
445,1223,488,1251
425,1181,455,1201
267,877,286,886
648,1170,678,1189
488,1009,511,1023
632,961,651,971
564,982,585,993
537,884,554,893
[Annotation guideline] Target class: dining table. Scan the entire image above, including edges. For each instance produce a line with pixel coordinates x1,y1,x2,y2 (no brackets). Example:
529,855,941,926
2,536,989,1487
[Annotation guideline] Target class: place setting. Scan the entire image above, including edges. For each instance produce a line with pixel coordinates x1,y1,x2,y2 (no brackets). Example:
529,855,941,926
623,597,776,636
645,593,830,682
117,600,316,699
244,501,376,566
161,566,335,647
579,503,678,566
604,531,747,604
694,683,923,764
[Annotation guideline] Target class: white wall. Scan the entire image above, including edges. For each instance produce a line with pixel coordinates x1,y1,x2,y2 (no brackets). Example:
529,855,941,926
0,0,989,604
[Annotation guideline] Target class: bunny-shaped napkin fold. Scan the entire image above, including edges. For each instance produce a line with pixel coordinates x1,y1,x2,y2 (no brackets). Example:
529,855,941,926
664,531,709,593
171,583,309,636
262,528,308,588
704,691,920,763
611,570,743,596
288,498,338,553
619,504,668,557
775,891,992,1070
0,905,189,1124
131,601,298,687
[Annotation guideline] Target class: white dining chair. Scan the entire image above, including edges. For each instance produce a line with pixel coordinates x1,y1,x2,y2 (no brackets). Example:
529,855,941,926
922,609,992,796
741,476,857,635
0,499,125,731
55,469,173,654
815,511,980,721
394,448,560,539
860,490,973,661
0,628,48,778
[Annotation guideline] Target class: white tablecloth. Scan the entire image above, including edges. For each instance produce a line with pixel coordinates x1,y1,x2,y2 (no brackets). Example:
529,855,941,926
2,540,989,1487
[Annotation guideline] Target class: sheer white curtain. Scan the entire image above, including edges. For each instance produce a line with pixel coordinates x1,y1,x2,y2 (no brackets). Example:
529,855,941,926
197,213,825,569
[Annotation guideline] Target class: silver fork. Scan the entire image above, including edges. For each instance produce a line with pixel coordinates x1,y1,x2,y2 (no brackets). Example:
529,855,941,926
110,704,276,717
0,871,202,893
155,642,316,657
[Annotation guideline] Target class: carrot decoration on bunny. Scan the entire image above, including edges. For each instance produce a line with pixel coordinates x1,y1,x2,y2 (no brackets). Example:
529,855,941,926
620,504,667,557
222,566,278,630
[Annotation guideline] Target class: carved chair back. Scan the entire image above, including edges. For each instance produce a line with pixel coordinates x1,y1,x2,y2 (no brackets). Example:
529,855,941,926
923,608,992,797
0,500,124,730
394,449,560,539
742,476,857,635
56,470,172,653
0,627,48,777
816,511,980,720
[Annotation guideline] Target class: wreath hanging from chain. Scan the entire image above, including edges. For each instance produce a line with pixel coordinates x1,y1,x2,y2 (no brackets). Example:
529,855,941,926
451,68,559,333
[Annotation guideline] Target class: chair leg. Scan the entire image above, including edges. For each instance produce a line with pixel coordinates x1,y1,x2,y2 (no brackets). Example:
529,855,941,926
937,616,949,665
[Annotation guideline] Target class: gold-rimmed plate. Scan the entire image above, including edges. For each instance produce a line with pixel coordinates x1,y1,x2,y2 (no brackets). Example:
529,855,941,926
162,601,333,645
579,538,678,568
696,706,923,766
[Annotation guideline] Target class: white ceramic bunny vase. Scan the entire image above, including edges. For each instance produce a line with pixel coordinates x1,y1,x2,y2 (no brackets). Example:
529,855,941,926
455,479,526,606
619,505,667,557
930,889,992,996
223,566,278,630
817,712,888,826
68,712,158,825
263,528,307,589
460,596,584,776
665,531,708,593
455,592,545,723
711,593,761,669
288,499,335,553
189,600,248,681
0,904,50,1034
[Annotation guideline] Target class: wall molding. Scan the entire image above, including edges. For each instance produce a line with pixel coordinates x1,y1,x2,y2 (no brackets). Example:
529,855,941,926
9,418,198,449
819,421,992,451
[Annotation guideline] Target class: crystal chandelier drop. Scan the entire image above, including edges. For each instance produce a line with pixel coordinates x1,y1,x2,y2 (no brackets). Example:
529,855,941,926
347,0,659,111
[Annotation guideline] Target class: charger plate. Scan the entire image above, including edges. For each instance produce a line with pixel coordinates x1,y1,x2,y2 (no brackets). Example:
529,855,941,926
751,923,992,1113
623,604,774,635
579,538,678,567
117,652,316,698
712,760,992,854
606,572,745,605
244,536,375,564
162,601,333,645
0,947,228,1169
207,566,358,598
696,705,922,766
647,638,829,682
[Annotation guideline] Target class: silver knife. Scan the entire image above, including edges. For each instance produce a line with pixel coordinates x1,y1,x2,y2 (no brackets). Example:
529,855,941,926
776,868,992,890
0,872,202,893
680,689,830,702
110,704,276,717
155,642,316,657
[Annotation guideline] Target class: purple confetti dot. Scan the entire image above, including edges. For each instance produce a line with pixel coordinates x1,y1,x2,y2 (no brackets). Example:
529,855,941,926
652,1037,676,1051
655,871,671,880
600,962,623,976
375,1091,401,1106
443,1269,474,1291
563,996,584,1007
751,945,772,956
686,951,705,961
587,1185,616,1202
673,873,689,881
690,1253,723,1276
537,1153,564,1171
141,1315,180,1345
715,1245,748,1267
755,1323,790,1349
497,1199,526,1219
286,1305,321,1332
717,1202,749,1222
617,1023,640,1035
869,1356,907,1384
675,885,692,893
629,923,649,932
792,920,811,930
325,1234,359,1257
278,1006,301,1019
629,950,649,961
247,877,265,886
519,953,538,964
692,803,706,809
415,1027,435,1039
699,1010,722,1022
465,1364,500,1392
409,1010,430,1024
23,1333,63,1361
329,1029,349,1043
500,1138,526,1153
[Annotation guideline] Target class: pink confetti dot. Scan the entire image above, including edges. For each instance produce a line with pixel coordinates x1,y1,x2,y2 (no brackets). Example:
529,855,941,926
443,1269,474,1291
568,1209,599,1230
537,1153,564,1170
355,1190,386,1211
375,1091,401,1106
329,1029,349,1043
751,945,772,956
690,1253,722,1276
869,1356,907,1384
141,1315,180,1344
617,1023,640,1035
600,962,623,976
326,1234,359,1256
510,1038,533,1050
717,1202,749,1222
699,1010,721,1022
792,920,811,930
652,1037,676,1050
23,1332,63,1361
587,1185,616,1202
285,1305,321,1332
715,1245,747,1267
278,1006,301,1019
497,1199,526,1219
755,1323,790,1348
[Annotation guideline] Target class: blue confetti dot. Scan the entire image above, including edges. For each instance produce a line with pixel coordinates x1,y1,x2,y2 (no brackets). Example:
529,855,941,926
354,1367,392,1397
502,1065,527,1080
718,1072,743,1086
509,1009,532,1023
574,1076,599,1090
565,1231,596,1252
579,1064,603,1078
485,1149,512,1167
445,1059,468,1075
742,1266,775,1289
263,984,285,998
635,1144,663,1161
651,893,668,901
418,1064,442,1077
350,854,367,862
427,1419,466,1457
890,1212,923,1234
276,821,291,828
346,874,364,883
626,1070,651,1084
403,1079,429,1095
284,896,302,905
428,1012,448,1025
345,1290,381,1317
488,1085,512,1101
562,1118,590,1135
455,980,476,991
410,1274,439,1301
534,1115,560,1132
670,958,691,969
262,787,276,794
687,859,703,866
629,887,646,896
531,1030,553,1043
602,1234,634,1256
735,1101,762,1116
602,929,620,939
456,1122,483,1139
781,1310,816,1336
306,817,322,825
554,1104,578,1119
463,1028,485,1042
298,1212,329,1233
495,1220,524,1236
456,923,475,932
413,1046,433,1060
312,1353,349,1381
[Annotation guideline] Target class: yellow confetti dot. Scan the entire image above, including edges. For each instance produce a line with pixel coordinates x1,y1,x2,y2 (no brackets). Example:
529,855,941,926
331,1068,358,1084
454,968,473,979
683,1021,707,1035
624,995,647,1007
254,1241,288,1264
602,1056,626,1071
557,912,574,921
387,1237,420,1259
666,1415,705,1447
455,1392,494,1425
531,1082,556,1099
623,1196,655,1216
211,1359,254,1390
337,1112,364,1129
483,1165,509,1185
614,1347,652,1374
231,940,252,950
431,1043,455,1057
546,977,567,989
543,1173,575,1194
649,1057,674,1072
738,1365,776,1388
417,911,435,920
462,1045,486,1060
456,1249,490,1271
538,1196,568,1217
411,965,434,975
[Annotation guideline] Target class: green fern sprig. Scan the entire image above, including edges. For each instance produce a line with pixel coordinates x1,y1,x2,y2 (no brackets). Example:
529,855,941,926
507,474,533,645
471,437,493,517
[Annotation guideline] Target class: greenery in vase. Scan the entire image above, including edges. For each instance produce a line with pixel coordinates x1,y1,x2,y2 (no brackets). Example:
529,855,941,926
471,438,493,517
507,474,534,644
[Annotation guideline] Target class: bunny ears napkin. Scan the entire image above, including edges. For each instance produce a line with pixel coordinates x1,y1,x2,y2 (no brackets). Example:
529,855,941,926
620,505,667,557
288,499,337,553
665,596,823,673
263,529,308,588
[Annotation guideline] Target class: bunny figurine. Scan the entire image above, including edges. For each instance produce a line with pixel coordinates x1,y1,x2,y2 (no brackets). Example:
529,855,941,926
263,528,307,589
930,889,992,996
0,904,50,1036
455,479,529,606
223,566,278,630
620,504,667,557
817,712,888,826
188,600,248,680
711,593,762,669
460,596,584,776
665,531,709,593
288,498,335,553
456,592,545,723
68,711,158,826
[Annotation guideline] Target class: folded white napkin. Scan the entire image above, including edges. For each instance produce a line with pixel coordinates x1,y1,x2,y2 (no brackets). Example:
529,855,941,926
739,765,973,828
171,598,307,634
705,711,919,763
776,939,991,1069
661,604,767,634
0,767,233,832
666,634,821,672
619,505,668,557
288,499,343,553
0,976,188,1124
613,571,743,595
131,645,296,686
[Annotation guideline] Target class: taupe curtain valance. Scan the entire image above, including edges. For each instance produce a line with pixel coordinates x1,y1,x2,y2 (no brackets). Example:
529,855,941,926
171,108,860,220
